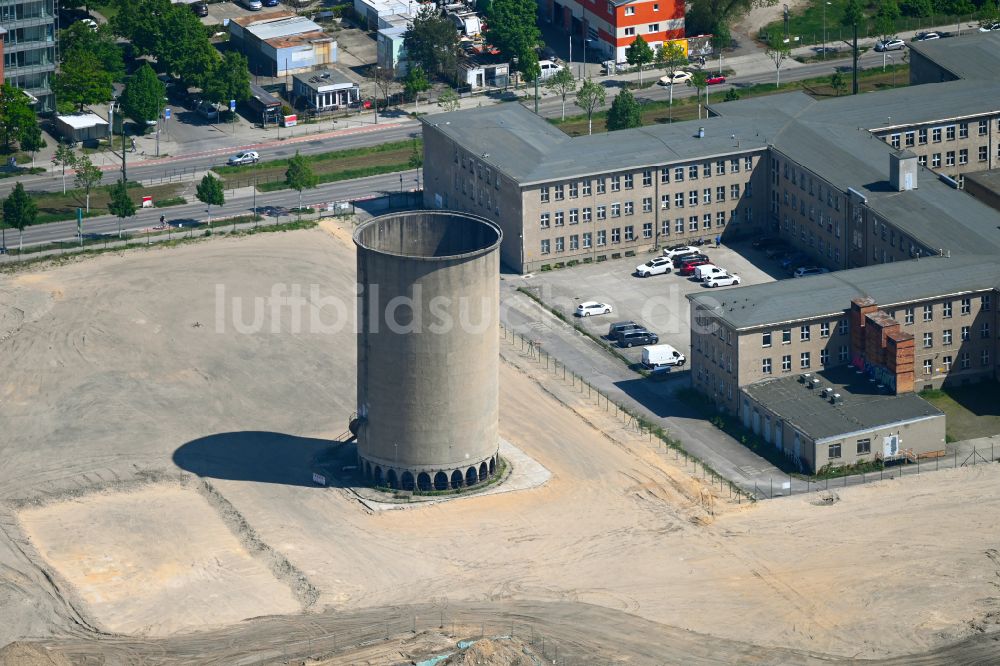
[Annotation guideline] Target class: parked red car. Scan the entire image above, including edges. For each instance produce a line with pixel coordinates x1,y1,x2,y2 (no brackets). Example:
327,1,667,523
706,75,727,85
677,259,711,276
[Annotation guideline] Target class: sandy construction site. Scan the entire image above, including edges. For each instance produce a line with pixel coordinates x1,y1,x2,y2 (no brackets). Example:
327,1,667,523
1,225,1000,663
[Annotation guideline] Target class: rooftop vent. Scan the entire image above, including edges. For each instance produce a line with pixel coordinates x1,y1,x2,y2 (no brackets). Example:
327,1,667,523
890,151,918,191
832,393,842,404
799,373,812,383
810,378,821,389
820,387,831,398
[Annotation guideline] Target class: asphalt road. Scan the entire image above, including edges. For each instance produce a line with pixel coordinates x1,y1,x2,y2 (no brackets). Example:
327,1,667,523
5,171,419,248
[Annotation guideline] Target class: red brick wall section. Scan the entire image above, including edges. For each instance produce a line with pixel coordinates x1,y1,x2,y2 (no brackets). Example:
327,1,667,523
850,297,878,360
887,331,915,394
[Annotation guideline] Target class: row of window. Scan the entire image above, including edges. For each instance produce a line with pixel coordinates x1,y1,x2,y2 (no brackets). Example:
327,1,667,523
887,119,1000,149
538,157,756,203
762,320,848,347
828,438,871,460
896,295,990,325
923,351,991,373
920,324,991,347
539,225,657,254
622,23,662,36
917,144,1000,168
621,2,660,15
761,347,845,373
539,187,750,226
541,210,746,233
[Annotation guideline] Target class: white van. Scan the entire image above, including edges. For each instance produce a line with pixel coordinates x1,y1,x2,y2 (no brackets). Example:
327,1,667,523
694,264,726,281
538,59,564,80
642,344,686,368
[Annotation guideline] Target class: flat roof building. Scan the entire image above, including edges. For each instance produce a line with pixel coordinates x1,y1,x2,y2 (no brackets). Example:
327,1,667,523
229,13,337,77
291,68,360,112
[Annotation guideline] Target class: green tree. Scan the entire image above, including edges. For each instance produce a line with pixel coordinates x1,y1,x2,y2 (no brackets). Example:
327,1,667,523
485,0,542,82
54,51,113,111
408,139,422,169
203,52,252,107
404,65,430,107
284,151,317,215
159,3,219,87
724,87,740,101
685,0,771,52
111,0,171,58
606,88,642,131
830,71,847,96
121,63,166,127
841,0,865,95
687,70,709,117
544,67,577,120
403,5,461,77
53,143,76,194
107,178,136,239
195,173,224,227
438,87,461,111
874,0,900,68
2,181,37,253
20,123,45,167
73,154,102,213
657,42,687,121
59,23,126,81
0,85,36,150
901,0,932,16
575,78,606,136
625,35,655,85
764,36,791,87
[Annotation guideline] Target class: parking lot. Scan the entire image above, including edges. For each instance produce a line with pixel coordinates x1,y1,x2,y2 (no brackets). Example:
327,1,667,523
512,241,784,366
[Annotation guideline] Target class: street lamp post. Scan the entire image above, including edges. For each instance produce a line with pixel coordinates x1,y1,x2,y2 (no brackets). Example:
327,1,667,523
822,1,831,60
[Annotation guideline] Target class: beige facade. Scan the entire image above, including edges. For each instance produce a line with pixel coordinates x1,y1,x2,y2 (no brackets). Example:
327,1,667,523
872,115,1000,186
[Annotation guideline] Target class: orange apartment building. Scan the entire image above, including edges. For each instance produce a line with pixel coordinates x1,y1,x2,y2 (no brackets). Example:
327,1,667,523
542,0,684,63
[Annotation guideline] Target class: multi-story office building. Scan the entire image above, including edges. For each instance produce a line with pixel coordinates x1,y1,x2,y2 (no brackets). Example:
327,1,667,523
0,0,56,111
541,0,684,63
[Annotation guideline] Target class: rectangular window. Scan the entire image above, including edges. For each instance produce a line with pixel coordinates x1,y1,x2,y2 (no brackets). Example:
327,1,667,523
642,169,652,186
597,205,606,220
611,175,621,192
689,190,698,206
980,146,989,162
961,297,971,315
569,209,579,224
923,332,933,348
660,194,670,210
674,218,684,233
661,167,670,184
782,328,791,344
582,207,592,223
582,180,592,196
828,443,841,459
979,119,988,136
932,127,942,142
762,358,772,374
962,325,970,341
597,229,606,246
611,203,621,217
624,225,634,241
624,26,635,35
820,348,829,366
800,351,811,369
904,308,914,325
922,358,932,375
959,149,968,165
555,236,564,252
569,234,579,250
983,350,991,367
540,187,549,203
932,153,941,168
540,212,550,228
981,322,991,339
660,220,670,236
904,131,915,147
674,166,684,182
923,305,933,322
642,222,652,238
943,301,952,318
857,439,871,455
596,178,606,194
781,355,791,372
647,22,658,31
730,159,740,173
943,329,952,345
983,294,992,311
800,325,811,341
583,232,592,248
716,186,726,202
611,228,621,243
624,4,634,13
960,122,969,139
540,239,550,254
839,345,849,362
730,183,740,199
838,319,848,336
744,156,753,170
946,125,955,140
943,355,952,371
624,173,634,189
820,322,830,338
946,151,955,167
918,128,928,144
890,134,900,149
702,213,712,229
687,165,698,180
688,216,698,231
762,331,772,347
961,352,970,369
674,192,684,208
569,182,578,198
554,184,565,200
642,197,652,213
554,210,564,226
919,155,928,166
716,211,726,227
624,201,634,215
703,188,711,204
703,162,712,178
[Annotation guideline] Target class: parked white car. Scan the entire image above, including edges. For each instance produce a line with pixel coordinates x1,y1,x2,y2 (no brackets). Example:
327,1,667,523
575,301,612,317
661,244,699,259
875,38,905,51
704,273,742,288
538,59,564,80
635,256,673,277
793,266,830,278
658,71,692,86
227,150,260,166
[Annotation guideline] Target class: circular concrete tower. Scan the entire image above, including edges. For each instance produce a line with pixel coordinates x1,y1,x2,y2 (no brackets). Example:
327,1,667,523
354,211,502,492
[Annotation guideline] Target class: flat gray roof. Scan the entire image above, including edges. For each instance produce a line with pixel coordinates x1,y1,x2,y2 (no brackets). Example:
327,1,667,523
246,16,323,40
743,366,943,442
907,32,1000,81
421,104,774,186
689,254,1000,330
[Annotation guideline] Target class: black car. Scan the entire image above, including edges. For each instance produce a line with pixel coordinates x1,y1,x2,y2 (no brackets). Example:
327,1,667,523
607,320,640,339
190,1,208,16
617,329,659,348
672,252,708,268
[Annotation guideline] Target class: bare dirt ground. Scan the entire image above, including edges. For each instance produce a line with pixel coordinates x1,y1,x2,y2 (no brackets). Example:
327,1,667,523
1,227,999,663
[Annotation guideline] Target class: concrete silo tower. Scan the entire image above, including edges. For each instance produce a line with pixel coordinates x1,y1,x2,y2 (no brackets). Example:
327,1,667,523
354,211,502,492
